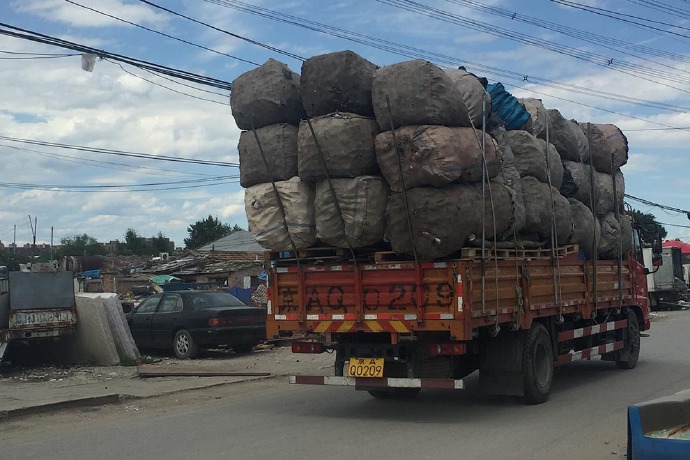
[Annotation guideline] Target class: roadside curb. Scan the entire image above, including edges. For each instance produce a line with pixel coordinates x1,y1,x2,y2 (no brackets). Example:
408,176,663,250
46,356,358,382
0,374,277,422
0,394,121,421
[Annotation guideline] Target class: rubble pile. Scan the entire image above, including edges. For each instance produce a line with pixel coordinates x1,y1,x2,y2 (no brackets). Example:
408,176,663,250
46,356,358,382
231,51,629,261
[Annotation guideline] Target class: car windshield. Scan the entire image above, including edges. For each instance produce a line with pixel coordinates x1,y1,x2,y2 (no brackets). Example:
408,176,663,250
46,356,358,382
188,292,246,309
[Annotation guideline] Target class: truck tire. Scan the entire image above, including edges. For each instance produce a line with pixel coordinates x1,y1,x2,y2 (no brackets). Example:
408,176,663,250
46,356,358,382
523,322,554,405
174,329,198,359
616,310,640,370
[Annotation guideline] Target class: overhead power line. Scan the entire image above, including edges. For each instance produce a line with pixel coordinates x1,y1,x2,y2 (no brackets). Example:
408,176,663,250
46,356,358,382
0,22,233,90
625,194,690,218
375,0,690,93
137,0,306,61
64,0,260,67
194,0,690,131
0,135,239,168
443,0,690,64
551,0,690,40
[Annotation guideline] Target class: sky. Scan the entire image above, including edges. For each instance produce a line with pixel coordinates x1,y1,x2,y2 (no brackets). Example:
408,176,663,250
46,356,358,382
1,0,690,249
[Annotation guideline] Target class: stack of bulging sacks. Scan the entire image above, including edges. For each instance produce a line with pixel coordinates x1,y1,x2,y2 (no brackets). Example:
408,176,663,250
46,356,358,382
231,51,629,260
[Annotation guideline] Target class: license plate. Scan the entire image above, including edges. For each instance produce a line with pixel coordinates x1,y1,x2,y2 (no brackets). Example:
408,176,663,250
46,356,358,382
347,358,384,378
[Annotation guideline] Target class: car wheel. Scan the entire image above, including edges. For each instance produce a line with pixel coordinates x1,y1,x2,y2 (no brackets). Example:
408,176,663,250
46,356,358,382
174,329,198,359
233,343,255,354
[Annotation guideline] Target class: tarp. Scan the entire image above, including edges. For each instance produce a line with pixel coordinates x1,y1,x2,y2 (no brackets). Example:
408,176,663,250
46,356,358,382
151,275,181,285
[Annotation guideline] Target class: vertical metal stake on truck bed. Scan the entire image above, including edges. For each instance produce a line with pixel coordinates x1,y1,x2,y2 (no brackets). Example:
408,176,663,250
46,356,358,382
305,117,358,264
611,154,624,310
386,97,418,265
543,110,562,319
250,124,302,272
587,123,598,316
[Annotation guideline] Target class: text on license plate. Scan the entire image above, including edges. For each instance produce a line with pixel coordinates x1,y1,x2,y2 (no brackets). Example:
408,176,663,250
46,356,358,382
347,358,384,378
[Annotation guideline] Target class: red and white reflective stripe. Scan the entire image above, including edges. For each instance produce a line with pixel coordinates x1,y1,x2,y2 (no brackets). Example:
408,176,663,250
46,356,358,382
274,314,299,321
558,319,627,342
306,314,357,321
556,341,623,365
456,274,464,312
289,375,464,390
424,313,454,320
364,313,417,321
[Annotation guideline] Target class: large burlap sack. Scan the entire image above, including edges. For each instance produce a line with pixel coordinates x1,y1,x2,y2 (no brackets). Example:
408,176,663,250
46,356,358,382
520,176,572,244
598,212,621,258
546,109,590,163
244,177,317,250
444,68,490,126
568,198,599,259
297,113,380,181
300,50,377,118
238,124,298,188
472,181,526,241
562,160,593,208
314,176,388,248
372,60,470,130
519,98,550,140
491,131,526,238
385,184,481,259
505,131,563,187
230,59,305,130
374,125,500,192
580,123,628,173
594,170,625,216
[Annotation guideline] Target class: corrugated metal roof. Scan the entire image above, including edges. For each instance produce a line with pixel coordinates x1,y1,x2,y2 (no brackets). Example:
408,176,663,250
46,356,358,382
198,230,265,253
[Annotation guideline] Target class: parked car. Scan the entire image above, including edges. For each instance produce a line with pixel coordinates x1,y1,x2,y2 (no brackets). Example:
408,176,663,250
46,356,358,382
126,290,266,359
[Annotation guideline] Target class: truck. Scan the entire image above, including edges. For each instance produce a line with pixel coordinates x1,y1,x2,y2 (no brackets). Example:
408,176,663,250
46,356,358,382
643,246,689,310
0,267,78,365
265,223,658,404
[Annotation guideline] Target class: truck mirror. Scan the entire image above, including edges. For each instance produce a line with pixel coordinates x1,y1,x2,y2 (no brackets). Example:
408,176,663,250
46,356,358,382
651,229,663,258
652,254,663,267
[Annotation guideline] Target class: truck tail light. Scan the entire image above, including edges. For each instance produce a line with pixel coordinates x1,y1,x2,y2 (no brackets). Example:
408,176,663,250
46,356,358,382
428,343,466,356
292,342,325,354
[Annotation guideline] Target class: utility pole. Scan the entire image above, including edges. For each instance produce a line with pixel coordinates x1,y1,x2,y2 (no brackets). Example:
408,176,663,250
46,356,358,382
28,215,37,260
50,226,54,261
13,224,16,257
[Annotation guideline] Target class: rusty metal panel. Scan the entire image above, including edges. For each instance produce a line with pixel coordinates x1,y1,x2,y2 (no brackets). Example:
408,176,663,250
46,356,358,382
9,271,75,310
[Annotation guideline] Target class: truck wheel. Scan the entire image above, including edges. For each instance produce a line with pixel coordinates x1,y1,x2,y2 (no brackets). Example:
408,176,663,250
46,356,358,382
616,311,640,370
174,329,198,359
523,323,554,405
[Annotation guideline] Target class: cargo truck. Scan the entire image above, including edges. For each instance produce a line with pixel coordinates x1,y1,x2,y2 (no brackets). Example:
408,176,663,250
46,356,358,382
643,246,689,310
265,223,657,404
0,268,78,365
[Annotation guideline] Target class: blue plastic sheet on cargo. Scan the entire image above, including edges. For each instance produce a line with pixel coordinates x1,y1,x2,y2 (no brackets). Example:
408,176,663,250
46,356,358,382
486,82,531,130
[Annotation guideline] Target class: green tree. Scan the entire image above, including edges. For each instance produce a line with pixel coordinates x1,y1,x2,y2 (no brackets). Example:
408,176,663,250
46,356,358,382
124,228,147,255
184,215,240,249
631,209,667,245
59,234,106,256
152,231,171,253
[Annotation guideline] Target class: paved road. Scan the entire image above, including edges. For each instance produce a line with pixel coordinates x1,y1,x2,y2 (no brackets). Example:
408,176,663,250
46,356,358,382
1,311,689,460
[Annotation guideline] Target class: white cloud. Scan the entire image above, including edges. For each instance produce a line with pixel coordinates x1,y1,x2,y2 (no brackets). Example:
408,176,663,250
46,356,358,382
12,0,169,28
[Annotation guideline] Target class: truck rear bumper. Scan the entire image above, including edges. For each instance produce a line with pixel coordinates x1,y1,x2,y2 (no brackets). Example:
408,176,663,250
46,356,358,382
290,375,465,390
